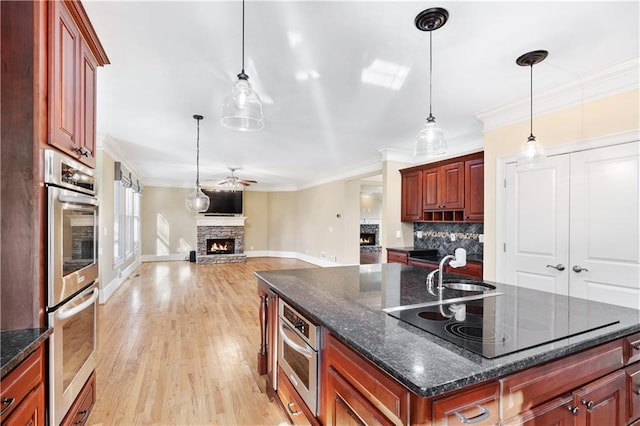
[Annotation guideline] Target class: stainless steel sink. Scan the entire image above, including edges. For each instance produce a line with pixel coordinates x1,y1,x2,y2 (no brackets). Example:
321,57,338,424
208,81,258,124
443,282,495,292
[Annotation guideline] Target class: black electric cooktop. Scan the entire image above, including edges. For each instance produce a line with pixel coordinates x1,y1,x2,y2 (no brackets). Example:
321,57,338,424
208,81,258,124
387,293,619,359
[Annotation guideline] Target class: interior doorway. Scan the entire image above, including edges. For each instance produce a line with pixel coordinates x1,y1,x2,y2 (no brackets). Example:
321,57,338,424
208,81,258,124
360,175,383,264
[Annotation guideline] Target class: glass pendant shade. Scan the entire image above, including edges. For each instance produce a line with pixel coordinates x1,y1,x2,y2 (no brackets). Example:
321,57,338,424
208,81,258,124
517,135,546,168
415,116,446,157
221,75,264,131
186,186,210,212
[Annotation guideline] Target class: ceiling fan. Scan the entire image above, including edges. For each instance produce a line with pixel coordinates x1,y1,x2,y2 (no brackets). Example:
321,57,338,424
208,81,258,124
218,168,257,189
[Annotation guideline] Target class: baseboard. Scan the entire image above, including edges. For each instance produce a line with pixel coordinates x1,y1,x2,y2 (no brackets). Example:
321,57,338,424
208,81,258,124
139,253,190,262
100,259,141,304
244,250,350,267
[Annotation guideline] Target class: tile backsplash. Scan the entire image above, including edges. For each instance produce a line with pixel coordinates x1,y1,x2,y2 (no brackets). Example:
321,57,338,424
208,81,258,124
413,222,484,259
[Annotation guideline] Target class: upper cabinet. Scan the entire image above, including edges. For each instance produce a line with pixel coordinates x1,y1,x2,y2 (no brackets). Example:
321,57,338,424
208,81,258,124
49,0,109,168
401,152,484,223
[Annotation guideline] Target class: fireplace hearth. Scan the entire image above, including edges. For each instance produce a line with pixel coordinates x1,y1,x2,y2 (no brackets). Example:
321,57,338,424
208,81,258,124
207,238,235,255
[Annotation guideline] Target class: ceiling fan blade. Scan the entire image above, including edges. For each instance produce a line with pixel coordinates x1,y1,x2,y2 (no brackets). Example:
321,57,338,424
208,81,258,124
218,179,230,185
238,179,257,184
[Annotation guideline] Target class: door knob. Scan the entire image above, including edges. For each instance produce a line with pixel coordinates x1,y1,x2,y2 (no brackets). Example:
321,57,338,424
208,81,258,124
573,265,589,273
546,264,565,271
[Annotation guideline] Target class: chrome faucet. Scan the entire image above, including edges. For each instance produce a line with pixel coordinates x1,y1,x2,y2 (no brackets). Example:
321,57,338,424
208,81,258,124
426,249,467,296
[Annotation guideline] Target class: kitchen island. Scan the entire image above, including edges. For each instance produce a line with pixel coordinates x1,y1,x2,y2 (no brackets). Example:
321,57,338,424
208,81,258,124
256,263,640,425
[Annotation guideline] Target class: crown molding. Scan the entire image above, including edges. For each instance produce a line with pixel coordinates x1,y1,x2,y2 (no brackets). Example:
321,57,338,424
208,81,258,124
97,134,144,185
476,57,640,132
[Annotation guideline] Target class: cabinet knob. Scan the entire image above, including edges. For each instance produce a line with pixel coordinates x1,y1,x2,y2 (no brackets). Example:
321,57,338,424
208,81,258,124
581,399,595,410
567,406,580,416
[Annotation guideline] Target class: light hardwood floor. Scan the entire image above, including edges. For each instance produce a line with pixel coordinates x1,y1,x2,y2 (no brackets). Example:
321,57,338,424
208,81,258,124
88,258,315,426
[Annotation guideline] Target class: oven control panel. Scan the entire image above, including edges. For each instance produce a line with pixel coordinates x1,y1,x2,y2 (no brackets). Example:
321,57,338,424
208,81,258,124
279,299,319,350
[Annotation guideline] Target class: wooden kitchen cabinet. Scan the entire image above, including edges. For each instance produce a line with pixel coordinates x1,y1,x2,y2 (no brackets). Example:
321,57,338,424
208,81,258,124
258,280,279,397
61,371,96,426
322,332,410,426
431,382,499,425
0,345,45,426
49,0,109,168
387,250,409,264
464,158,484,222
400,152,483,223
626,362,640,424
401,171,423,221
423,162,464,211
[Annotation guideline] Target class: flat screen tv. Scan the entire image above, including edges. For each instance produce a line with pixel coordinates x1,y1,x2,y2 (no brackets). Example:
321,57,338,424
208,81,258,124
202,189,243,215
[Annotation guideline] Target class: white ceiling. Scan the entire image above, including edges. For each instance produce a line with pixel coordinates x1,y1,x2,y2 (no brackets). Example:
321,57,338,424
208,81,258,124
83,1,639,191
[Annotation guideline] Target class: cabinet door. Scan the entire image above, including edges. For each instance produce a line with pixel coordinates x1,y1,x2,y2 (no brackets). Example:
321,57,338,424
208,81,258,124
464,158,484,221
3,384,45,426
79,41,98,167
503,395,575,426
401,171,423,221
439,162,465,209
422,167,440,210
325,366,393,426
573,370,626,426
626,363,640,424
50,1,80,155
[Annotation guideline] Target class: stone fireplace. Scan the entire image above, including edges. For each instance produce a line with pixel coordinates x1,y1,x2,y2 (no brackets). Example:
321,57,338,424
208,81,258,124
196,217,247,264
360,223,381,253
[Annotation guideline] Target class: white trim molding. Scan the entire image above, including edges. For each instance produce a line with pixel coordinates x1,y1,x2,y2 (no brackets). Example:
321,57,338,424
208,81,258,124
477,57,640,132
100,258,141,304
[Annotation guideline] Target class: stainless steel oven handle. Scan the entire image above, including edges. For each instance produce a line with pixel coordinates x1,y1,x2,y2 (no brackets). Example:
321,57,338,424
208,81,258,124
57,288,99,321
279,322,313,358
57,193,99,207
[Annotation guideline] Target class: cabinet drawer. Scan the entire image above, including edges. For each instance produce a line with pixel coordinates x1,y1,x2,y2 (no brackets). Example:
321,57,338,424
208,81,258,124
324,333,409,425
387,251,408,264
277,368,313,426
626,333,640,365
0,346,44,422
501,339,624,420
61,370,96,426
432,382,499,425
627,362,640,424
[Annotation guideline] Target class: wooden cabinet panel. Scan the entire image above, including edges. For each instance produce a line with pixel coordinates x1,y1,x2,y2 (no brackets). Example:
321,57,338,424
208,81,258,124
387,250,408,264
325,366,393,426
464,158,484,221
626,363,640,424
501,339,624,420
422,167,439,210
626,333,640,365
502,394,575,426
439,162,465,209
61,371,95,426
0,346,44,424
323,332,409,425
444,261,483,279
3,384,45,426
573,370,626,426
49,0,108,168
432,382,499,425
277,368,314,426
401,171,423,221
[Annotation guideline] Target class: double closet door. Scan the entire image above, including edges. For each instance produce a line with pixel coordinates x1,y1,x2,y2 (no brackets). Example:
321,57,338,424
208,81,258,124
505,141,639,308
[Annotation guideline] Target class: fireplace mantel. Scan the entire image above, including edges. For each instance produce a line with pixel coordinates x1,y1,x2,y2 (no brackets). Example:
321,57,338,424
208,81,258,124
196,216,247,227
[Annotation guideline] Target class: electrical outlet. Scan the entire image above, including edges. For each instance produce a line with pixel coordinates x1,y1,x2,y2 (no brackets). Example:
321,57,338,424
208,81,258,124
320,251,327,259
330,255,337,262
395,230,402,239
416,231,423,238
450,233,456,241
479,234,484,243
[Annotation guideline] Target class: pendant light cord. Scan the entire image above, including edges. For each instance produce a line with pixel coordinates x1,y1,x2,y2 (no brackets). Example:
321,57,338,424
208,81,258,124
529,64,534,138
241,0,245,74
428,31,433,119
196,118,201,187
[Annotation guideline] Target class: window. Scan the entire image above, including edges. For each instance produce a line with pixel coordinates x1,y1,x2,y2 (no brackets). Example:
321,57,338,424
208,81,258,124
113,181,142,267
113,181,124,265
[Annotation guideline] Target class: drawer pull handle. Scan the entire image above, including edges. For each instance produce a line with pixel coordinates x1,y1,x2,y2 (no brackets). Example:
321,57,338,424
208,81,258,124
631,342,640,350
581,399,595,410
74,409,89,424
287,402,301,416
567,406,580,416
1,398,15,416
454,405,490,424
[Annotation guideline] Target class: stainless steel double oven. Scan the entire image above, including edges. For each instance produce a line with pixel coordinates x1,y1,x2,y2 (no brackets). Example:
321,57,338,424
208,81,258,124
45,150,99,425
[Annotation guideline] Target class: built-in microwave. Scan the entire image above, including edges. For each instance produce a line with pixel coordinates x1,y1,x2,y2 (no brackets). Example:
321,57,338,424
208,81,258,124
278,299,320,416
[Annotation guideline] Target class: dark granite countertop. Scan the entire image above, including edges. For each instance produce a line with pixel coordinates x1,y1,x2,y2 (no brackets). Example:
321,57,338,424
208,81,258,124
1,328,52,378
255,264,640,397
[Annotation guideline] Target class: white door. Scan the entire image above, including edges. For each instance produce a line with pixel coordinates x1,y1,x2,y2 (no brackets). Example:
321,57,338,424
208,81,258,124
569,141,640,308
504,141,640,308
505,156,570,294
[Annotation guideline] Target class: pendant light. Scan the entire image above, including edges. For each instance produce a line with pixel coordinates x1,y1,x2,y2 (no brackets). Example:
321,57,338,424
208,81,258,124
186,115,210,213
220,0,264,131
414,7,448,157
516,50,548,168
